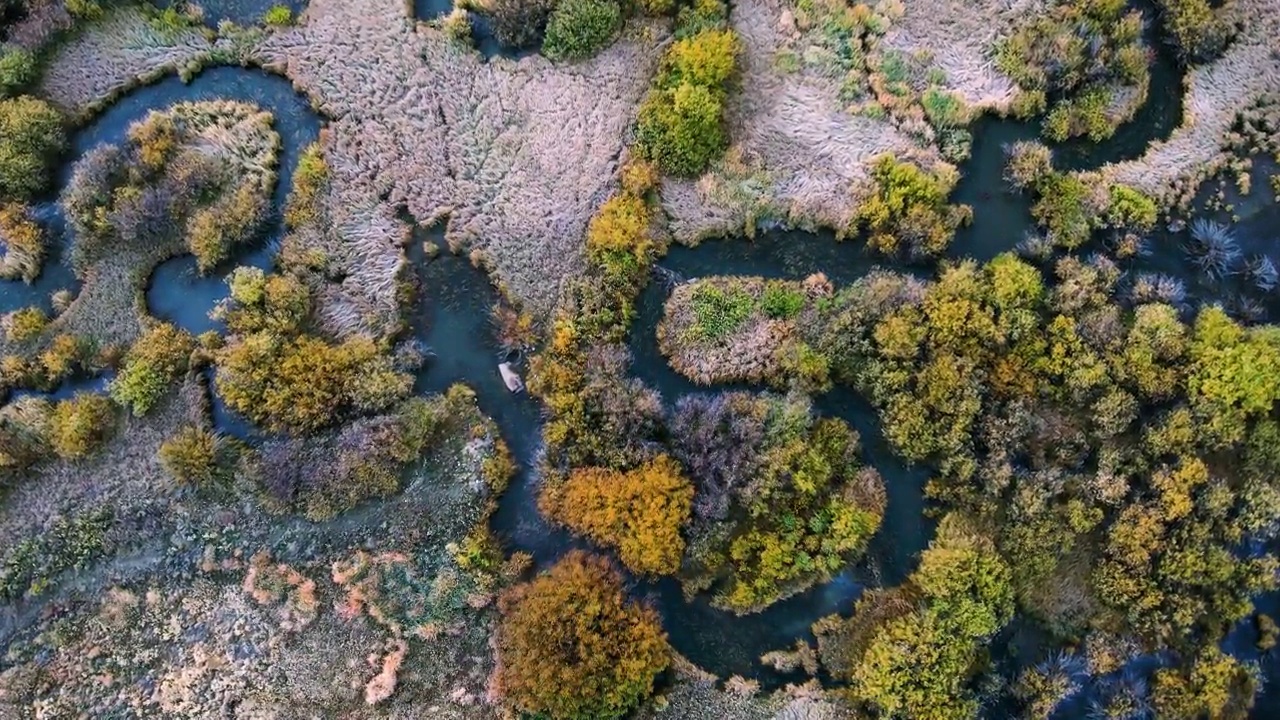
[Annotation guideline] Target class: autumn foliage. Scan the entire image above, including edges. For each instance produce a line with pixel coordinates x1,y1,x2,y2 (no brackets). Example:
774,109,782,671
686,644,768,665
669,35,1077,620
494,551,669,720
542,454,693,575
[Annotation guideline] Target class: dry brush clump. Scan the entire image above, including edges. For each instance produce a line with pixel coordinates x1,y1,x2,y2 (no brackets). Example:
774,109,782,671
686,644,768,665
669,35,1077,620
0,202,45,282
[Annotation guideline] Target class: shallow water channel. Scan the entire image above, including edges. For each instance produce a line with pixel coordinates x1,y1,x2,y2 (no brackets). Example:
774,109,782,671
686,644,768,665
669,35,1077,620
7,16,1280,711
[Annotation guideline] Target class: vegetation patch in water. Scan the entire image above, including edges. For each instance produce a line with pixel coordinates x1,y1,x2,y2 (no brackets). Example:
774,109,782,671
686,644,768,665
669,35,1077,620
996,0,1151,142
0,202,45,283
658,274,833,392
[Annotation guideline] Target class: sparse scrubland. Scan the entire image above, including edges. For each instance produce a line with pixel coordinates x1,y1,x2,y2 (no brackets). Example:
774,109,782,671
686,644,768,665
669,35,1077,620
0,378,519,716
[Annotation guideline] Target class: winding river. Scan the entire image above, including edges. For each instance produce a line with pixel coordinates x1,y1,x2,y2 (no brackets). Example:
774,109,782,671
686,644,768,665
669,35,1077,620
7,4,1280,713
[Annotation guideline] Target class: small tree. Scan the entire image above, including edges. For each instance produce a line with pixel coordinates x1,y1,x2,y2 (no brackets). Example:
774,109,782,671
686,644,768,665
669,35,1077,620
50,393,116,459
111,323,196,416
0,96,66,202
545,454,693,575
542,0,621,61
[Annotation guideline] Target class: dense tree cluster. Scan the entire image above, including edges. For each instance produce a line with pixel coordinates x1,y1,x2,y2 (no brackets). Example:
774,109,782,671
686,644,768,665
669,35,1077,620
816,517,1014,720
493,551,669,720
674,392,885,612
1,329,102,393
246,385,483,519
812,253,1279,646
213,267,412,434
997,0,1151,141
530,160,666,468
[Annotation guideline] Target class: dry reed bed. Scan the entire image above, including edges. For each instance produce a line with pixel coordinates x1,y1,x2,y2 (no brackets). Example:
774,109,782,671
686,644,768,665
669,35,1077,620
37,9,220,119
660,0,942,244
881,0,1045,111
250,0,664,323
1093,0,1280,203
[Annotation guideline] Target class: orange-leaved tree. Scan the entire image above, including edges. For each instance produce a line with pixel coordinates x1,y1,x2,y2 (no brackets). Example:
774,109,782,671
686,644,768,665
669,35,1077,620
543,454,693,575
493,551,669,720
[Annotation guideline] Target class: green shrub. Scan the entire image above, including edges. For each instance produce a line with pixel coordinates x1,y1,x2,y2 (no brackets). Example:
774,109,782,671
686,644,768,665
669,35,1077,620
634,27,739,176
636,83,726,177
659,29,739,89
0,96,66,203
1155,0,1232,61
761,281,805,319
0,49,36,99
1105,184,1158,232
110,323,196,416
921,88,970,129
690,281,755,339
49,393,116,460
63,0,103,20
262,4,293,25
1030,172,1093,248
673,0,728,38
852,154,970,258
542,0,622,61
187,183,268,273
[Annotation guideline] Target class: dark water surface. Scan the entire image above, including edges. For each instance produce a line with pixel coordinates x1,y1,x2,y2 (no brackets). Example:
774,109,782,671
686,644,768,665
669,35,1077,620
412,0,541,60
7,21,1280,715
